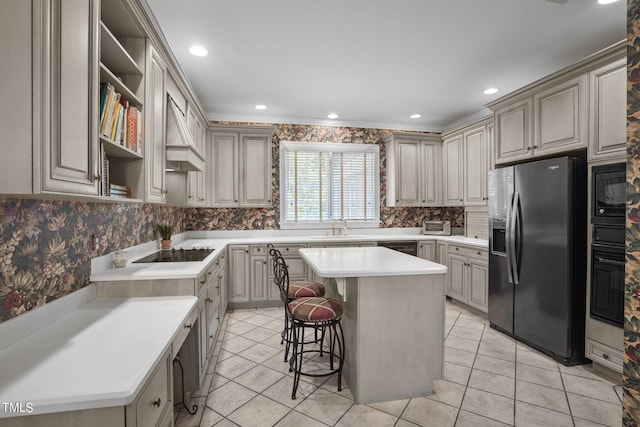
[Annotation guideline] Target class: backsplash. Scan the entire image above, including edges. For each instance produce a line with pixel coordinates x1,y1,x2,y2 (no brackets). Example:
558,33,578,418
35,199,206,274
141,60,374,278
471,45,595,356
624,0,640,423
0,198,185,323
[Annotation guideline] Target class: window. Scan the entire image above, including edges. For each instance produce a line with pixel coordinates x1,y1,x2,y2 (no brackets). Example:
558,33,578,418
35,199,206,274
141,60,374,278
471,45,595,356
280,141,380,228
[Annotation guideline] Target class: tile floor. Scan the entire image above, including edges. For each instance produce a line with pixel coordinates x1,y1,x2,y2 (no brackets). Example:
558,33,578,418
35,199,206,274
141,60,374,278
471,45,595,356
174,301,623,427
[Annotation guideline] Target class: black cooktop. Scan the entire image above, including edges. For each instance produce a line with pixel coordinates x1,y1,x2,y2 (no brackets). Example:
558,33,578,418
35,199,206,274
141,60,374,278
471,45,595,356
133,248,214,263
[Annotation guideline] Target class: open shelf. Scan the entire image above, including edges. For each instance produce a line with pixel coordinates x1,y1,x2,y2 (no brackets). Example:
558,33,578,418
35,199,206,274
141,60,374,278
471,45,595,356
100,135,143,159
100,22,143,76
99,63,143,108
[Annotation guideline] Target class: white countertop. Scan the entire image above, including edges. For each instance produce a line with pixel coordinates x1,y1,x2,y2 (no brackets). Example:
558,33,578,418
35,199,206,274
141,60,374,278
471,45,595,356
90,231,486,282
299,246,448,278
0,296,197,418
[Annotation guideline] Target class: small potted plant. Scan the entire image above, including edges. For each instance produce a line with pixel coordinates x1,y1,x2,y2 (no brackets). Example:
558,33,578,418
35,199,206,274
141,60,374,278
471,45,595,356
157,224,174,250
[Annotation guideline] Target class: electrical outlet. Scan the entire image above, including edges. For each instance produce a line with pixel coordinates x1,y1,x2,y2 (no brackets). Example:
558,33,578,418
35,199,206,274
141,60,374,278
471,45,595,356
91,234,98,251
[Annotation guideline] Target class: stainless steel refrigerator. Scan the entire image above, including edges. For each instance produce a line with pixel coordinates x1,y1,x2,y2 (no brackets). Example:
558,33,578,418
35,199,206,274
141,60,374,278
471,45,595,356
488,156,587,365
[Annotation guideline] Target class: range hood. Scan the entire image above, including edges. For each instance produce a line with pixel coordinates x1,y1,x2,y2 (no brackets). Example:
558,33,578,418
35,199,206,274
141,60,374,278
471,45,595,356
165,97,205,172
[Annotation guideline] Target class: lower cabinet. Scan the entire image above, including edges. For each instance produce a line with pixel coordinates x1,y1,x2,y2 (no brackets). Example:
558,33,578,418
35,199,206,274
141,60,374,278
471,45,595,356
126,350,172,427
418,241,436,261
228,244,285,306
447,244,488,312
268,244,308,301
228,245,250,303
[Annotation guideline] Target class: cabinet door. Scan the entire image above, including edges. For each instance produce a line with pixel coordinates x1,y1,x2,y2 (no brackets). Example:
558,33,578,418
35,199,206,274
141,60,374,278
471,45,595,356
534,75,586,155
589,59,626,161
420,141,440,206
211,133,238,206
495,98,533,164
395,139,421,206
447,253,467,302
218,252,228,316
228,246,250,302
40,0,100,196
437,242,448,265
464,127,487,205
443,136,464,206
198,307,208,376
486,122,495,171
250,255,268,301
467,257,489,312
240,133,272,206
145,45,166,203
419,241,436,261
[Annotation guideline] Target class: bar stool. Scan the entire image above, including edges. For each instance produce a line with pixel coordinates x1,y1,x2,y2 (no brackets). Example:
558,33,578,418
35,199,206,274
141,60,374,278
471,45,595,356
272,255,345,399
267,243,326,361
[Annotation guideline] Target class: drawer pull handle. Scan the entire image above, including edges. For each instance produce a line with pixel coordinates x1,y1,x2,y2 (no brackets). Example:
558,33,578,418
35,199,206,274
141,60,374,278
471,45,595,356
206,298,213,303
286,248,289,251
455,248,459,251
207,271,212,276
210,335,214,338
477,252,481,256
184,323,192,329
602,353,609,360
152,398,162,407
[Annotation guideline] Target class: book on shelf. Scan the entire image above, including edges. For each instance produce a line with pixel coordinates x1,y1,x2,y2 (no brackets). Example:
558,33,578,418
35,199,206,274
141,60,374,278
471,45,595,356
100,83,115,136
113,104,124,144
137,108,142,154
126,106,138,152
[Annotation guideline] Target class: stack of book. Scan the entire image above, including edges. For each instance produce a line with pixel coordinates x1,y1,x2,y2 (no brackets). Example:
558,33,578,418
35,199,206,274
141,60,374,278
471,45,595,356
99,83,142,154
109,183,133,199
100,144,109,197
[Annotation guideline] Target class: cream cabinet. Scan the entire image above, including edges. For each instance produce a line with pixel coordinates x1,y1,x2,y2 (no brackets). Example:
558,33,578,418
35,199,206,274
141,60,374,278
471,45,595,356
187,106,207,206
384,133,442,207
267,243,308,301
144,43,167,203
588,58,627,161
250,245,269,302
442,118,491,206
208,125,276,207
418,241,436,262
447,244,488,312
0,0,101,196
228,244,283,307
228,245,251,303
493,98,534,164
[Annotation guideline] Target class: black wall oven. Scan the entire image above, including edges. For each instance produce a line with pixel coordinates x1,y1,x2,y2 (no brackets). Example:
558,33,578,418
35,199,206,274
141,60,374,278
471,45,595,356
590,161,625,327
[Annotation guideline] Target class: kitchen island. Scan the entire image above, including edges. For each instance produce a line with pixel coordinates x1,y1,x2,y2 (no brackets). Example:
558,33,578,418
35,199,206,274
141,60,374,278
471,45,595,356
299,246,447,404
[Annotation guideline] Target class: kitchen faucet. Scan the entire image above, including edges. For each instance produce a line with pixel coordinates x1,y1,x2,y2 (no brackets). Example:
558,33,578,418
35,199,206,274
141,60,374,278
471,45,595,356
331,219,348,236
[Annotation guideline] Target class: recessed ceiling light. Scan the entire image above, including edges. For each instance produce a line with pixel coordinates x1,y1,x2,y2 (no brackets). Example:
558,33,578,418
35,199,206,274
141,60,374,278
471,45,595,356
327,113,338,119
598,0,619,4
484,87,499,95
254,104,267,110
410,114,422,119
188,45,208,57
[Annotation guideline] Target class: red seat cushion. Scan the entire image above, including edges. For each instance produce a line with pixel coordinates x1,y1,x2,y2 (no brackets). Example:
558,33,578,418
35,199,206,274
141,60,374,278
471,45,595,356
288,297,344,322
288,281,326,298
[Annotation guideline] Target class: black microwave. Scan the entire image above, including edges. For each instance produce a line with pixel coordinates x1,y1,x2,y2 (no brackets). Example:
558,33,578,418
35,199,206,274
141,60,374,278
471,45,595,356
592,162,625,225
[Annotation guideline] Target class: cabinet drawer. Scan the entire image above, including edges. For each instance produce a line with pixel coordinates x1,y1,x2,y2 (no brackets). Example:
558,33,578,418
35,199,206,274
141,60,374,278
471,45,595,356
448,244,487,259
586,338,623,373
251,244,267,255
273,243,307,254
173,307,198,359
129,352,171,427
270,256,307,277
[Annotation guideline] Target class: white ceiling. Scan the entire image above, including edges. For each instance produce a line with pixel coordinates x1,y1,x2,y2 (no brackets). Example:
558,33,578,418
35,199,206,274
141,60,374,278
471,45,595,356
145,0,626,132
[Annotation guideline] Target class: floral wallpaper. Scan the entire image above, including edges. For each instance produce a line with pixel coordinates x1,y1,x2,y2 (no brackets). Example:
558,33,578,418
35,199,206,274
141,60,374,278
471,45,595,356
625,1,640,423
0,198,185,323
185,123,465,230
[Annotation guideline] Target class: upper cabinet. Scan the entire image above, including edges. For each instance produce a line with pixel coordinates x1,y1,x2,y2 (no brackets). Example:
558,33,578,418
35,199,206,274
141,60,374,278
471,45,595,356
384,133,442,207
442,117,492,207
208,125,276,207
588,58,627,161
144,43,167,203
488,41,625,165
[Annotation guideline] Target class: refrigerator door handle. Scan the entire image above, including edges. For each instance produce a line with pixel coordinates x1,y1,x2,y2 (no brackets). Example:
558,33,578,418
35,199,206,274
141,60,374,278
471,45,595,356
512,192,521,285
506,192,515,284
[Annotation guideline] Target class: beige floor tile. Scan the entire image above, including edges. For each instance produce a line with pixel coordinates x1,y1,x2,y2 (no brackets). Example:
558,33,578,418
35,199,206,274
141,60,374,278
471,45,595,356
480,329,515,347
557,364,602,381
561,373,620,404
295,387,354,425
209,373,230,391
444,362,471,386
192,374,214,398
444,347,477,367
449,326,483,341
214,355,257,379
175,398,206,427
212,340,223,357
366,399,409,417
426,380,467,408
227,395,290,427
221,335,258,354
402,397,459,427
238,342,282,364
468,369,515,398
473,354,516,378
243,326,278,343
229,310,260,320
262,332,287,350
455,409,511,427
460,388,514,425
335,404,397,427
395,419,421,427
516,363,564,390
244,313,278,327
262,375,317,408
205,381,257,417
199,407,224,427
212,419,239,427
217,349,234,363
445,336,480,353
515,380,569,414
321,373,354,400
567,393,622,427
261,353,294,375
226,321,257,335
234,365,285,393
453,318,486,331
515,400,573,426
477,341,516,362
274,410,327,427
515,346,558,371
573,417,610,427
263,318,286,332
